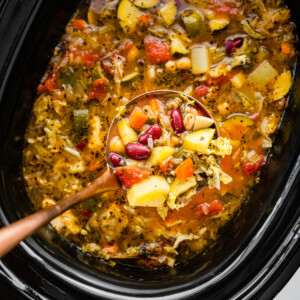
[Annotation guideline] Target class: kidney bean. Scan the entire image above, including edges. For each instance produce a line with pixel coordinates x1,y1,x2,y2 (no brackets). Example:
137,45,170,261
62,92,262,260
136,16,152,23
110,153,124,166
225,39,234,54
171,108,183,134
83,210,91,218
226,37,243,54
138,124,162,145
125,143,151,160
233,37,243,48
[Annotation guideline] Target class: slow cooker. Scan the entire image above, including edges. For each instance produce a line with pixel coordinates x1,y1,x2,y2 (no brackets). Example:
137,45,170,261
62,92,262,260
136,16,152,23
0,0,299,299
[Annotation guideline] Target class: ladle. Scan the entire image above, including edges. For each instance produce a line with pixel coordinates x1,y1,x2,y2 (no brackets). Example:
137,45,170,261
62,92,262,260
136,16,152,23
0,90,217,258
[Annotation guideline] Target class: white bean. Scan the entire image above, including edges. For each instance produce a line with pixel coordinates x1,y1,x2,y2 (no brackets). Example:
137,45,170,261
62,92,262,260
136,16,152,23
176,57,191,70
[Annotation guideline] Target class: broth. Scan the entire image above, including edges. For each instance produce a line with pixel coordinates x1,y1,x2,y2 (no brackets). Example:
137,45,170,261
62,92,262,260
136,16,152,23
23,0,296,268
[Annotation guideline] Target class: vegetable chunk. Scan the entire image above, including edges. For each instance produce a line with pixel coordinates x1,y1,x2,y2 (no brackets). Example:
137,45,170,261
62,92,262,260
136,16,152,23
127,176,170,207
191,45,211,74
148,146,175,166
209,17,230,32
144,36,172,64
117,119,138,145
183,129,215,152
247,60,278,89
273,71,292,101
193,116,214,131
158,0,177,26
134,0,159,8
169,175,197,199
118,0,142,33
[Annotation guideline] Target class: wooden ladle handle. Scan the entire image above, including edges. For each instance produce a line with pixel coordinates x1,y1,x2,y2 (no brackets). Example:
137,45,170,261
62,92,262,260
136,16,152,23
0,167,120,258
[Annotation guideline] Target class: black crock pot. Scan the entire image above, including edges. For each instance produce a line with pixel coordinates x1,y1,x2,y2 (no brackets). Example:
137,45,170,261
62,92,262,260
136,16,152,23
0,0,299,299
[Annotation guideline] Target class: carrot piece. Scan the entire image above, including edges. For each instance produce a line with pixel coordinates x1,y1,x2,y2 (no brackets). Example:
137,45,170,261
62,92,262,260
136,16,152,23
175,158,194,180
281,42,291,55
71,19,87,30
149,99,160,118
129,107,148,130
103,242,118,254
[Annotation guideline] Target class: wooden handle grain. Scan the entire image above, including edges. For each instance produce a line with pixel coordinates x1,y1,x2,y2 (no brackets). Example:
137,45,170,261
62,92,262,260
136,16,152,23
0,167,120,258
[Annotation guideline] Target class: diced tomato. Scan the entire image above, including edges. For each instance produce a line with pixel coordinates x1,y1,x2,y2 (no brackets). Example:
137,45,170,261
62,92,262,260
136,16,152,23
160,160,174,174
249,113,260,122
209,200,224,213
242,156,264,175
242,162,256,175
82,52,100,67
139,259,163,268
119,40,134,54
212,0,239,16
76,140,87,151
139,13,153,26
254,156,264,171
102,53,125,76
115,166,150,188
144,36,172,64
103,242,118,254
37,76,55,93
195,85,209,97
83,210,91,218
88,78,108,100
66,50,100,67
195,203,210,218
175,158,194,180
129,107,148,130
37,65,60,93
204,71,236,88
195,200,223,218
71,19,87,30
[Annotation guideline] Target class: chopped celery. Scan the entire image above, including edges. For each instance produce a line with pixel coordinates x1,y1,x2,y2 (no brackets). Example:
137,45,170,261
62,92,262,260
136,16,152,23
92,65,104,81
191,45,210,74
59,68,77,86
121,71,139,82
73,109,89,136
